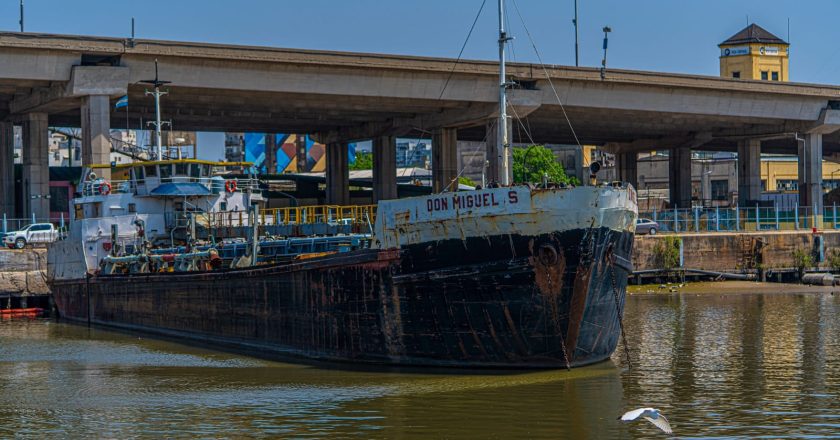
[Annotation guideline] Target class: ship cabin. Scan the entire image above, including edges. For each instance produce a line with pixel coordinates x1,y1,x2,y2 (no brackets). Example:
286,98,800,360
71,159,258,238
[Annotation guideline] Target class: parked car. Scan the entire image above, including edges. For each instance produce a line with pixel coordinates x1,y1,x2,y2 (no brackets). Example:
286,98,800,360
3,223,58,249
635,218,659,235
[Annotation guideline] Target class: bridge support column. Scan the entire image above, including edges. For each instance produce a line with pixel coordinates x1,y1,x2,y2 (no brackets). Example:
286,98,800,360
81,95,111,181
22,113,50,221
485,119,512,185
264,134,276,174
799,133,823,212
325,142,350,205
737,139,762,207
373,135,397,202
616,152,638,187
432,127,458,192
669,147,692,208
0,122,15,217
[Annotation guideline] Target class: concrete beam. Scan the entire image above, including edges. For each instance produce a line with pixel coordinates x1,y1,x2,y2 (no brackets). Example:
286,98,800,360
737,139,762,207
669,147,692,208
485,118,512,185
314,121,413,145
22,113,49,220
807,108,840,135
325,142,349,205
10,66,128,115
82,95,112,180
799,133,823,211
372,135,397,202
616,152,638,187
432,127,458,192
0,122,14,217
398,92,541,130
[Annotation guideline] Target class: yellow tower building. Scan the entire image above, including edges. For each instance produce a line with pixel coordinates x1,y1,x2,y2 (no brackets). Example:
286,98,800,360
719,24,789,81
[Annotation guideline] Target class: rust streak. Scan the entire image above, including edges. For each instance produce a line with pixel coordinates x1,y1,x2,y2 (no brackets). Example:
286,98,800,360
566,263,592,360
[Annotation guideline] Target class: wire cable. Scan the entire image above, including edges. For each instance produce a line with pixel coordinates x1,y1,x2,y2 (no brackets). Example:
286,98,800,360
510,0,582,149
438,0,488,100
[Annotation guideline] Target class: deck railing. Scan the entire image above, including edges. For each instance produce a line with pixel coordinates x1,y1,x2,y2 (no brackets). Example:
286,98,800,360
640,204,840,233
196,205,378,228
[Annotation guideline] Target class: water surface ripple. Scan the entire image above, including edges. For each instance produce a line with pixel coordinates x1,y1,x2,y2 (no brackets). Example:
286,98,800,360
0,291,837,438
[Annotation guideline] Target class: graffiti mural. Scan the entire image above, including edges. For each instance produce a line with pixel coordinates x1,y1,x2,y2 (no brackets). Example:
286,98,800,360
243,133,357,174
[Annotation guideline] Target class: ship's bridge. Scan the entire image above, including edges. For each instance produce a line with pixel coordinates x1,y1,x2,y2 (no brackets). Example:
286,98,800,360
81,159,257,198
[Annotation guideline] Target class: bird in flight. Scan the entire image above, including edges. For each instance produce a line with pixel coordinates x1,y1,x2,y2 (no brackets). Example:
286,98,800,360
619,408,673,434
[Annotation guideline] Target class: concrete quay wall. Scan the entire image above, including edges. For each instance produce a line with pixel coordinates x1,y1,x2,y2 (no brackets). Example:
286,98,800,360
633,230,839,273
0,249,49,296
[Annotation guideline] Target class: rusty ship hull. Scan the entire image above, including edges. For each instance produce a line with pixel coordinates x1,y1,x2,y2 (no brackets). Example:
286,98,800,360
49,186,637,368
50,231,633,368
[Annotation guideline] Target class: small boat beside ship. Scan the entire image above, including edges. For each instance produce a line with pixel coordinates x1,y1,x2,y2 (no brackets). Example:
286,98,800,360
46,0,638,368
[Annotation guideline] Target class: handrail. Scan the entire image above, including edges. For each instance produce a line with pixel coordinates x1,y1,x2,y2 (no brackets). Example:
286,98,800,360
79,176,260,197
199,204,378,228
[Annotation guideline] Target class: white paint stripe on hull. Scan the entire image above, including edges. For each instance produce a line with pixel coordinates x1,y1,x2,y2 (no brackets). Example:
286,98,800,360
373,185,638,249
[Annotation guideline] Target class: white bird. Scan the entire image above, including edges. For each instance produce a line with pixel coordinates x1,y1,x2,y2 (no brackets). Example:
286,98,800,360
620,408,673,434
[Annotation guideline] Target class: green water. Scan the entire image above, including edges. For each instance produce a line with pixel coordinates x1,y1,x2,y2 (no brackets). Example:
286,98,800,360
0,291,838,438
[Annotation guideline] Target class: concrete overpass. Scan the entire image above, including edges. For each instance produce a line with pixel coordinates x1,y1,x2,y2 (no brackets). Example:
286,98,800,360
2,31,840,219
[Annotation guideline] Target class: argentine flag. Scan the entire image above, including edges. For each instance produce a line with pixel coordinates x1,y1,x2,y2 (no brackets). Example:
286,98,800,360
115,95,128,109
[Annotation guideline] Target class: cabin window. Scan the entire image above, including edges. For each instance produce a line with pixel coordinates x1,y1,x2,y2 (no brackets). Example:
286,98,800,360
175,163,189,176
74,204,84,220
128,203,136,213
136,166,145,180
144,165,157,177
159,164,172,181
190,163,201,178
201,164,211,177
220,201,228,211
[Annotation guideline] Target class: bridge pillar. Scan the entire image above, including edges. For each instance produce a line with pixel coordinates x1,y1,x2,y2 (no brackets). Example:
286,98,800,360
432,127,458,192
81,95,111,181
0,122,15,217
737,139,761,207
798,133,823,211
616,152,638,187
264,134,276,174
22,113,50,221
485,119,512,185
669,147,692,208
373,135,397,202
325,142,350,205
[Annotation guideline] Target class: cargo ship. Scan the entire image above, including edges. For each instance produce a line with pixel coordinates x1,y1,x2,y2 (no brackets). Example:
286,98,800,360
46,0,638,368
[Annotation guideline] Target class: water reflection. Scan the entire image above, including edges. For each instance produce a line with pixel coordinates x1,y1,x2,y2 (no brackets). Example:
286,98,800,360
619,292,840,438
0,291,838,438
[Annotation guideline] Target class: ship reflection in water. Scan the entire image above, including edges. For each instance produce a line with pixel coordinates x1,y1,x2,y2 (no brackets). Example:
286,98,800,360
1,291,838,438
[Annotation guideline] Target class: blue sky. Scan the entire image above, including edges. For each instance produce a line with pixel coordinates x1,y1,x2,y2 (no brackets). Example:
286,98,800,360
1,1,838,84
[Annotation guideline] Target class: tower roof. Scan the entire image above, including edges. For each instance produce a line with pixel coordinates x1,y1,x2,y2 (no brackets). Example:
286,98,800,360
720,24,787,46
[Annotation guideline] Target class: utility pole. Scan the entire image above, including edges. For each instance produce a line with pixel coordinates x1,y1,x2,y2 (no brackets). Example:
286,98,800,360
573,0,579,66
19,0,24,32
600,26,611,80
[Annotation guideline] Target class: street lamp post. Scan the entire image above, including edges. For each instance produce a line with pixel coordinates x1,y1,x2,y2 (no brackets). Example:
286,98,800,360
600,26,611,80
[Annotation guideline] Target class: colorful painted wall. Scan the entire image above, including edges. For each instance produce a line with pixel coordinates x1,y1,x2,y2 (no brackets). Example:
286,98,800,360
244,133,358,174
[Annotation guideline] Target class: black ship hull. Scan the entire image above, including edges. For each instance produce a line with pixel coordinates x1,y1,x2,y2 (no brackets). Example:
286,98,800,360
50,226,633,368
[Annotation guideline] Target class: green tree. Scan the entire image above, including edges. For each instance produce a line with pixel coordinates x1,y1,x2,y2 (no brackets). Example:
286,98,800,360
512,145,576,185
458,176,477,187
350,152,373,170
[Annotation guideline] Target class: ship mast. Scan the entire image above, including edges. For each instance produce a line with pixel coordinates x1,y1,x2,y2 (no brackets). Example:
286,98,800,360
498,0,511,185
140,60,171,160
